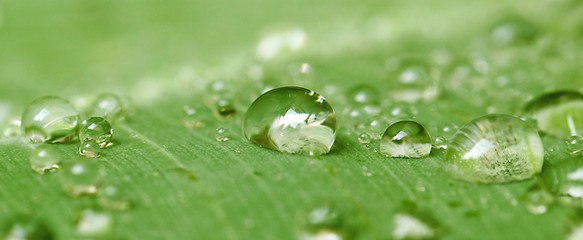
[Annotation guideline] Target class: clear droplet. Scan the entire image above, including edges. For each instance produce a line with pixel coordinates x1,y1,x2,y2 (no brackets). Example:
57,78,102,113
443,114,544,183
76,209,112,236
386,58,437,102
433,136,447,149
21,96,79,143
491,17,538,46
346,84,381,106
79,117,113,148
243,87,337,156
2,118,21,137
392,213,435,240
60,158,104,197
3,217,53,240
540,157,583,208
524,90,583,138
380,120,431,158
215,128,229,142
79,141,101,158
89,93,124,121
30,145,60,174
98,185,130,211
358,132,373,144
298,206,357,240
566,135,583,155
522,185,554,215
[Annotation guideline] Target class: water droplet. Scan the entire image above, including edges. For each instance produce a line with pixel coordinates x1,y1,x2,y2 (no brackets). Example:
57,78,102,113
98,185,130,211
79,117,113,148
386,57,438,102
215,128,230,142
60,158,104,197
3,217,53,240
29,145,60,174
358,132,373,144
2,118,21,137
433,136,447,149
566,135,583,155
443,114,543,183
79,141,101,158
243,87,337,156
89,93,124,121
524,90,583,137
522,185,554,215
491,18,538,45
346,85,381,106
392,214,435,240
256,28,306,61
568,221,583,240
380,120,431,158
21,96,79,143
76,209,112,236
298,206,357,240
540,157,583,208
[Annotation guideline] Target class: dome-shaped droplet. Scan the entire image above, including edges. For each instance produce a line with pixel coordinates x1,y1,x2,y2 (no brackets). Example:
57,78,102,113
566,135,583,155
539,157,583,208
490,17,538,45
380,120,431,158
60,158,105,197
3,216,53,240
30,145,60,174
346,84,381,106
524,90,583,138
89,93,124,121
76,209,112,236
21,96,79,143
443,114,544,183
79,117,113,148
79,141,101,158
386,57,438,102
243,87,337,156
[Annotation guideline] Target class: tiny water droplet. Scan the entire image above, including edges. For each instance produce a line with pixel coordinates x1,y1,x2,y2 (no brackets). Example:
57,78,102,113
358,132,373,144
89,93,124,121
244,87,337,156
98,185,130,211
522,185,553,215
60,158,104,197
79,141,101,158
30,145,60,174
432,136,447,149
79,117,113,148
215,128,229,142
380,120,431,158
443,114,543,183
566,135,583,155
524,90,583,138
76,209,112,236
21,96,79,143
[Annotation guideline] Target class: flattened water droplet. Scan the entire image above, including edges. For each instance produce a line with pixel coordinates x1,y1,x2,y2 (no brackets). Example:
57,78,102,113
566,135,583,155
243,87,337,156
76,209,112,236
89,93,124,121
540,157,583,208
60,158,104,197
380,120,431,158
79,141,101,158
30,145,60,174
79,117,113,148
443,114,544,183
524,90,583,137
3,217,53,240
21,96,79,143
392,214,435,240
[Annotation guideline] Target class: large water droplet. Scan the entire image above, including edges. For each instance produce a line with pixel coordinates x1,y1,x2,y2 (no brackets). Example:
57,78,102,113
540,157,583,208
79,117,113,148
21,96,79,143
380,120,431,158
243,87,337,156
443,114,544,183
524,90,583,138
60,158,105,197
76,209,112,236
29,145,60,174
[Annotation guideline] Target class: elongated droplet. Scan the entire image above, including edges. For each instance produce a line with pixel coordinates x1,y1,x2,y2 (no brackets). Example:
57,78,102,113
243,87,337,156
443,114,543,183
21,96,79,143
380,120,431,158
30,145,60,174
524,90,583,138
60,158,104,197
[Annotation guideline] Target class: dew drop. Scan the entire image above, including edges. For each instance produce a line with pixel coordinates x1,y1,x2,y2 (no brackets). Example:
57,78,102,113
89,93,124,121
380,120,431,158
490,17,538,46
60,158,104,197
3,217,53,240
29,145,60,174
21,96,79,143
2,118,21,137
76,209,112,236
566,135,583,156
98,185,130,211
243,87,337,156
539,157,583,208
298,206,357,240
443,114,543,183
215,128,230,142
521,185,553,215
79,141,101,158
346,84,381,106
392,213,435,240
524,90,583,138
386,57,438,102
358,132,373,144
432,136,447,149
79,117,113,148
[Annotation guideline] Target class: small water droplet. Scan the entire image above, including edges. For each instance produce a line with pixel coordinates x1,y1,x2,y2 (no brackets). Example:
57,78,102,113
29,145,60,174
491,17,538,46
79,141,101,158
443,114,543,183
385,57,438,102
243,87,337,156
60,158,105,197
89,93,124,121
432,136,447,149
539,157,583,208
2,118,21,137
566,135,583,155
522,185,553,215
98,185,130,211
3,216,53,240
298,205,358,240
524,90,583,138
76,209,112,236
346,84,381,106
215,128,230,142
380,120,431,158
21,96,79,143
392,214,435,240
79,117,113,148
